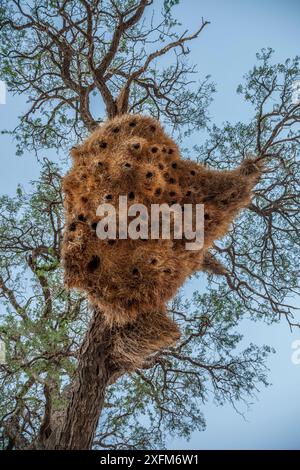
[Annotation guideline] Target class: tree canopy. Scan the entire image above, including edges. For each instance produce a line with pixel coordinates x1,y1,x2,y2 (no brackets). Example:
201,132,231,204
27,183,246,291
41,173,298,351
0,0,299,450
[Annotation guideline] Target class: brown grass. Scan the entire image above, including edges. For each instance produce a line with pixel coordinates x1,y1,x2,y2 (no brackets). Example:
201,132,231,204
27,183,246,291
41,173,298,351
62,113,262,365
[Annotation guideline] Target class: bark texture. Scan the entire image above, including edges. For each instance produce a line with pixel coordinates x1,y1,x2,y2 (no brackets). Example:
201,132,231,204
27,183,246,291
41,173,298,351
43,308,118,450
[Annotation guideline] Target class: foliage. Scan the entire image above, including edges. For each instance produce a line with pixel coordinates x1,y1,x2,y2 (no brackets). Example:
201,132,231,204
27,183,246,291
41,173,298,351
0,2,299,449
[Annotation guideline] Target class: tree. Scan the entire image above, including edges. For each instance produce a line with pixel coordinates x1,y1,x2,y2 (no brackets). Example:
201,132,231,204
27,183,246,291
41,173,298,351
0,0,299,450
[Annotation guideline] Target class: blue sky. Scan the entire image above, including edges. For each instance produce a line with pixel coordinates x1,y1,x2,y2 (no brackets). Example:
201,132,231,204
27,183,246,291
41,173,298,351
169,0,300,450
0,0,299,450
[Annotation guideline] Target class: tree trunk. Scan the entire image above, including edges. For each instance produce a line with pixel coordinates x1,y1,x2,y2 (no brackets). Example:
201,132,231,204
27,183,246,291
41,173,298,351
44,308,120,450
